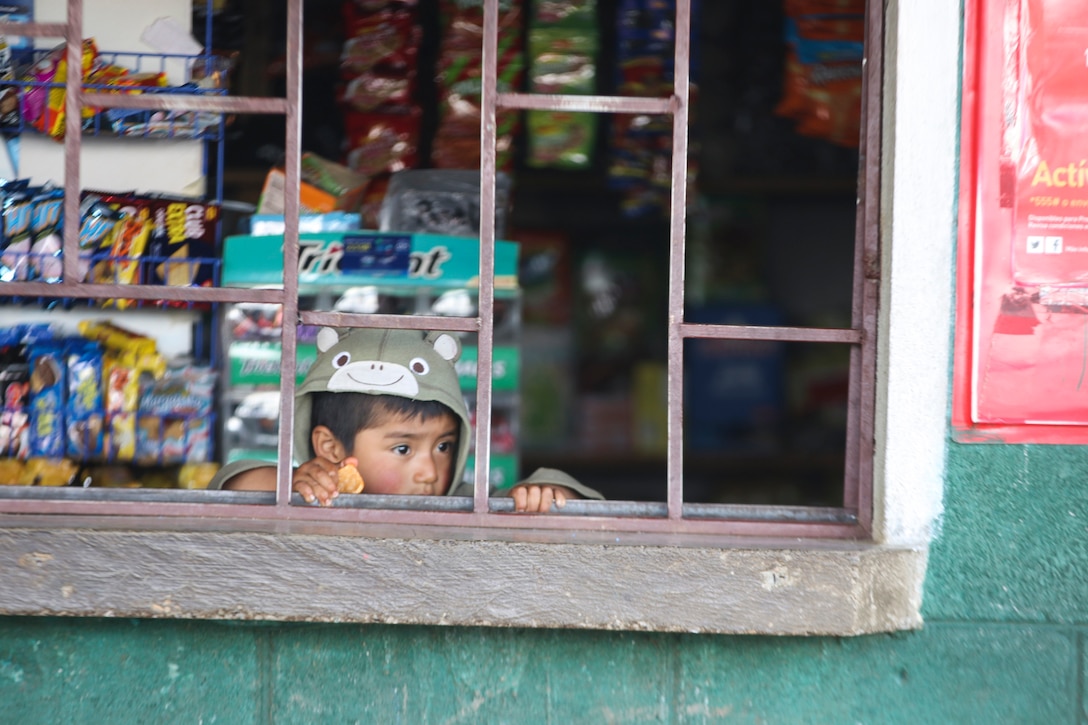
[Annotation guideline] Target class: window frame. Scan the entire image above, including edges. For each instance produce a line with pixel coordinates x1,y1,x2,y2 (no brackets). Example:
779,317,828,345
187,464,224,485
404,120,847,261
0,0,957,634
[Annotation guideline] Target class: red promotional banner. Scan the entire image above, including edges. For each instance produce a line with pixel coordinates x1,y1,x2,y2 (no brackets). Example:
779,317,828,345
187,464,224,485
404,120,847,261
954,0,1088,441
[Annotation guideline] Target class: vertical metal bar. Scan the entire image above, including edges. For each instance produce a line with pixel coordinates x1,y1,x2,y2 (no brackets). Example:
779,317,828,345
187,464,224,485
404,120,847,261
843,0,882,524
202,0,214,53
474,0,498,512
60,0,83,284
666,0,692,519
853,1,884,532
276,0,304,507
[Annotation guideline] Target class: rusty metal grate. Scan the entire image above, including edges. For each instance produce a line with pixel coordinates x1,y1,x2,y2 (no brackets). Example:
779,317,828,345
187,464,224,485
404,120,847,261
0,0,881,541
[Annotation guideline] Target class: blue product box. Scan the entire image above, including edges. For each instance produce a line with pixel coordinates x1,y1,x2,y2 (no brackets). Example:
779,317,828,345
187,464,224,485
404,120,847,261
684,304,785,451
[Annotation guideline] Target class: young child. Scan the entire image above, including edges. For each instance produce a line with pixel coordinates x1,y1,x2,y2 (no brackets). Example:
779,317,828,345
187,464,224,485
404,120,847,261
210,327,601,512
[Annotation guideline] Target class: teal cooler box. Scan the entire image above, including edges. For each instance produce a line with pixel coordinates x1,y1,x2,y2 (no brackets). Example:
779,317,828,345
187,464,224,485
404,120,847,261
220,231,521,490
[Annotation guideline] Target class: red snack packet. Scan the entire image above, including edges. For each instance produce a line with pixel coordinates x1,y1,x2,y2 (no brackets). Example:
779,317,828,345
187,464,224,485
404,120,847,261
343,108,421,176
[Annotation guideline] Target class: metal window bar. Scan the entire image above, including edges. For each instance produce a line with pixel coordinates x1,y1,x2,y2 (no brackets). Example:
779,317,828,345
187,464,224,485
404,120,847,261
0,0,880,542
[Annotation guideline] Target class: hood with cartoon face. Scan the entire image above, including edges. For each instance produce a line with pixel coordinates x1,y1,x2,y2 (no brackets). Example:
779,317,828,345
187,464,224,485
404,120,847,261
294,327,472,492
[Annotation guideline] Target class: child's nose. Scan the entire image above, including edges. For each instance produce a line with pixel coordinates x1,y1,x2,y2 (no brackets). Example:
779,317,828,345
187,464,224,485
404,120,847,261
415,452,439,484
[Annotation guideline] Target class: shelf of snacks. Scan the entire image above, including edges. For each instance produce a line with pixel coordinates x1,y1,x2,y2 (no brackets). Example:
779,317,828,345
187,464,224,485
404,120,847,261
0,320,219,490
1,41,231,143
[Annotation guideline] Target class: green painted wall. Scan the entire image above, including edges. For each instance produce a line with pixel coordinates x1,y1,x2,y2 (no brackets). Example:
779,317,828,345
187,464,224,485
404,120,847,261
1,439,1085,723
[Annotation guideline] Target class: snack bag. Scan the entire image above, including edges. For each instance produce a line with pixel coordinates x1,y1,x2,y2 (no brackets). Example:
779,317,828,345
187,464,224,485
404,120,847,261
146,195,220,293
135,415,162,465
775,0,864,147
65,339,104,459
344,108,421,176
86,194,153,302
137,364,217,463
28,187,64,282
30,39,99,140
79,320,164,461
0,185,35,281
0,348,29,459
107,412,136,461
77,193,124,282
27,342,66,459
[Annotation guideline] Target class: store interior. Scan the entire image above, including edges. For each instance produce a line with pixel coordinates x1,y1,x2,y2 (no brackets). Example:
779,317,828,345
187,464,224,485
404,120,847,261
193,0,864,506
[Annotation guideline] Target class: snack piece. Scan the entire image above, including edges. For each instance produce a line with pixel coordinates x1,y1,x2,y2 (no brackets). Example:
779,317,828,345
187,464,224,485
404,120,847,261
19,457,77,486
337,457,365,494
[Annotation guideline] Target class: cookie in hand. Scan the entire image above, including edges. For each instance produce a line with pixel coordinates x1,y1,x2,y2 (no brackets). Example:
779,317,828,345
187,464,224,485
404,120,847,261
337,457,365,494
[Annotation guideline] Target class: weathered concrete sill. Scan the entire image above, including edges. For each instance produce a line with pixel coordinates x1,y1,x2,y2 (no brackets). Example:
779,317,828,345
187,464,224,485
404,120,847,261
0,521,925,636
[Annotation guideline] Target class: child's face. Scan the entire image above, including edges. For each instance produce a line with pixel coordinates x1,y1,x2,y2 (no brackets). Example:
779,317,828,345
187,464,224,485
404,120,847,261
348,411,459,496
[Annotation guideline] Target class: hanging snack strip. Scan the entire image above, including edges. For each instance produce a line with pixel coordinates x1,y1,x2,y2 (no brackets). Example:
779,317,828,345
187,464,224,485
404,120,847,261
607,0,701,218
774,0,865,148
432,0,524,171
339,0,423,204
525,0,598,170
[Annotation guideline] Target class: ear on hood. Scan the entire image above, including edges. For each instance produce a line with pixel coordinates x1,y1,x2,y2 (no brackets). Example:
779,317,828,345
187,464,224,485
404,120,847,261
317,327,341,353
426,331,461,362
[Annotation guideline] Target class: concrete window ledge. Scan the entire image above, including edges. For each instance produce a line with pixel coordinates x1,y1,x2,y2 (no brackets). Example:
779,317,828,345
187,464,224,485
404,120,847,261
0,521,925,636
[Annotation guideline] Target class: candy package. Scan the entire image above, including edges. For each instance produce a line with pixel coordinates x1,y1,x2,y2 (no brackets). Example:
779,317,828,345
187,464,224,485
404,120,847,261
146,194,220,292
27,342,66,459
774,0,864,147
27,187,64,282
0,183,35,281
65,339,104,459
137,362,216,464
344,108,420,177
0,346,28,459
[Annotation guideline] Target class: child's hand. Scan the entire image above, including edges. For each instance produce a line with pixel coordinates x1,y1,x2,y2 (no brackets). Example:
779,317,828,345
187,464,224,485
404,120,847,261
509,484,576,513
292,457,344,506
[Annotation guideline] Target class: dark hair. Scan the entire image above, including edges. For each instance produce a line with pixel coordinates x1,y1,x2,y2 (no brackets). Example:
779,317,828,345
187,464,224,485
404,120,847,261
308,392,458,458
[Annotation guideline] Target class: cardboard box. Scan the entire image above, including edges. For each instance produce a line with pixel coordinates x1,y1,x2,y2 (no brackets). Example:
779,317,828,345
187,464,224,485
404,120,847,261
257,153,368,215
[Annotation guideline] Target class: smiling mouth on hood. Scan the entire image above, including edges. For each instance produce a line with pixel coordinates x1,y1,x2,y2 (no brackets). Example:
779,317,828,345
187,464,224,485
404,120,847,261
348,372,405,387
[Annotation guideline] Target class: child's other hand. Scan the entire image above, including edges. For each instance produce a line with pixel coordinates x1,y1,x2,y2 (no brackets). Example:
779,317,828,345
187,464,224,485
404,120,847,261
292,457,342,506
509,484,575,513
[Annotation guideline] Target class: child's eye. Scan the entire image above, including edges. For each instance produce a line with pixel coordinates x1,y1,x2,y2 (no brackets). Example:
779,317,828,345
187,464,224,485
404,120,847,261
409,357,429,375
437,441,453,453
333,352,351,368
392,444,411,456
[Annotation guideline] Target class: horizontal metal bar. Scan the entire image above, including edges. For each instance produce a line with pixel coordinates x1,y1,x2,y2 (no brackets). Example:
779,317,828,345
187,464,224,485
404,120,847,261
0,21,67,37
498,92,674,115
0,501,864,539
0,282,287,305
300,311,480,333
0,487,860,530
683,503,857,525
83,92,290,115
680,322,864,345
